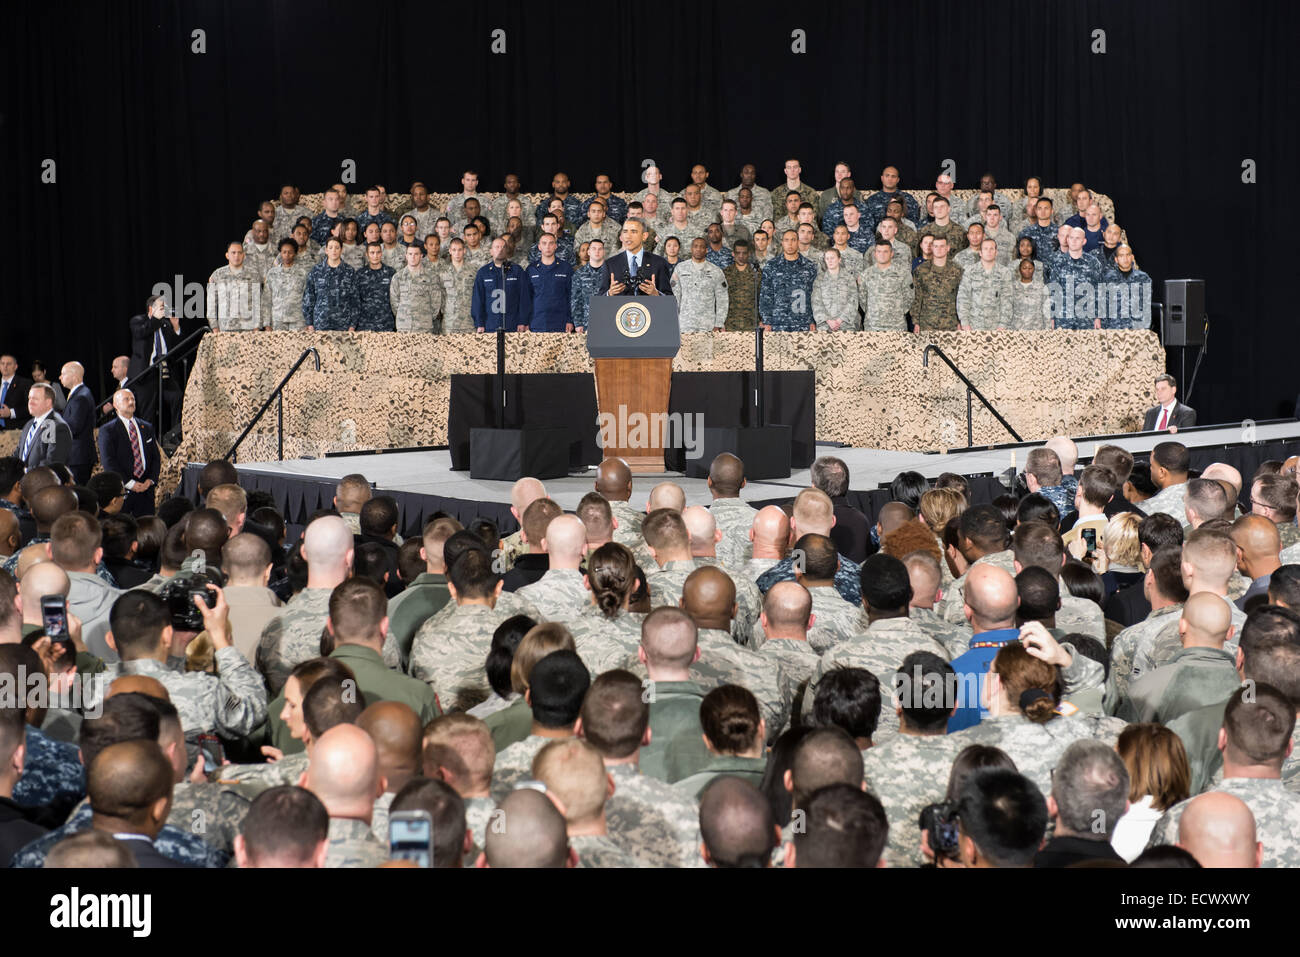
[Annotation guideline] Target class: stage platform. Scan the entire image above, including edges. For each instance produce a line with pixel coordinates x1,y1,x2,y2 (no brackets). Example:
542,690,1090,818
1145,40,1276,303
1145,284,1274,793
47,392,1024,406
183,419,1300,540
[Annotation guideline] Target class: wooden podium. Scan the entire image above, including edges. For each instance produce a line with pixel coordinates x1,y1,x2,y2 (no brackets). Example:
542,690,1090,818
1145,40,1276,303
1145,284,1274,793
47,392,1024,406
587,296,681,472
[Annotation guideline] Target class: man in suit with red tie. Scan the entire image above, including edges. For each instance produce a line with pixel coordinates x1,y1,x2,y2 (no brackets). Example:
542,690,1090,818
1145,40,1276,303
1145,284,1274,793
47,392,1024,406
97,389,161,517
1142,373,1197,432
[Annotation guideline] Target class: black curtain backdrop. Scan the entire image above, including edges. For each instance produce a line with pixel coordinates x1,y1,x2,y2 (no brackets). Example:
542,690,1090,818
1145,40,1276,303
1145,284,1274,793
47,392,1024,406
4,0,1293,426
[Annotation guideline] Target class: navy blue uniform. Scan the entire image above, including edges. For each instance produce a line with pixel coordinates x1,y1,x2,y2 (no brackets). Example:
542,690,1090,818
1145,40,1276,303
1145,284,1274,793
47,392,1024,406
526,260,574,332
471,260,533,332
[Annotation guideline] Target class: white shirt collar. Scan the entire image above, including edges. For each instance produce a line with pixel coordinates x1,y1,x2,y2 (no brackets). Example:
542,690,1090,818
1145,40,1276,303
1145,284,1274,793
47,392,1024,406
30,410,50,428
118,414,136,430
1162,400,1177,413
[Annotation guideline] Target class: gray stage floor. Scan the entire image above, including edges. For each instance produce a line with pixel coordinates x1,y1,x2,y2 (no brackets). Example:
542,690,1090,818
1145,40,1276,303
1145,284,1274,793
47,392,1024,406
234,421,1300,509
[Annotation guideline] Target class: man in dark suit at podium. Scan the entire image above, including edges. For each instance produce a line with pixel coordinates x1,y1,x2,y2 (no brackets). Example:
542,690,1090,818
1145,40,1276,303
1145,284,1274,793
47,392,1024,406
97,389,161,517
595,218,674,299
1141,373,1196,432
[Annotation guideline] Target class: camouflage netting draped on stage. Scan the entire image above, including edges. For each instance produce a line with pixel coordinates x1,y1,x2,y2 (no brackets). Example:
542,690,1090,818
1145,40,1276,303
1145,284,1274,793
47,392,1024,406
163,330,1164,492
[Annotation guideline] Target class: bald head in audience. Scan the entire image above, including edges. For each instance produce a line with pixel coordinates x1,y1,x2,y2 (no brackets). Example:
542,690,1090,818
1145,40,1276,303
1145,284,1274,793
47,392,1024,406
1178,591,1234,649
18,561,69,628
962,564,1019,631
478,788,574,868
646,482,686,513
303,724,385,823
510,478,547,522
222,532,273,587
699,776,779,867
1178,792,1261,868
358,701,423,796
761,581,813,640
87,739,174,839
302,515,355,586
707,453,746,499
681,565,737,632
1044,436,1078,477
682,505,722,557
749,505,791,560
595,459,633,502
1200,463,1242,501
877,502,914,537
1231,514,1282,581
541,514,587,570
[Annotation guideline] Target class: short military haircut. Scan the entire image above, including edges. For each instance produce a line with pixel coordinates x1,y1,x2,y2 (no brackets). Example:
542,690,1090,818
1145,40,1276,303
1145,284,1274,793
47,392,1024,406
1268,566,1300,609
1148,544,1190,603
1139,512,1184,552
575,492,614,538
794,533,838,581
31,485,76,531
528,649,590,728
812,667,881,741
44,830,138,869
641,508,690,553
522,498,563,547
640,605,699,669
334,473,371,511
1151,441,1190,475
1015,566,1060,624
1025,447,1063,486
896,651,956,732
1052,740,1130,838
99,513,138,561
578,669,649,760
858,552,912,611
108,591,171,656
205,483,248,528
390,777,467,868
1255,473,1299,521
302,676,365,740
485,788,570,868
328,577,387,643
357,496,398,538
87,739,173,823
1077,465,1119,509
698,777,776,867
78,692,162,770
700,684,762,753
239,786,330,866
50,511,101,569
708,453,745,495
793,784,888,868
447,548,499,600
423,712,496,789
960,504,1009,552
87,471,126,507
1012,520,1065,576
1223,683,1296,766
956,769,1048,868
1183,527,1238,584
183,507,229,563
792,487,835,531
790,727,864,808
1092,445,1135,486
221,532,271,580
198,460,239,497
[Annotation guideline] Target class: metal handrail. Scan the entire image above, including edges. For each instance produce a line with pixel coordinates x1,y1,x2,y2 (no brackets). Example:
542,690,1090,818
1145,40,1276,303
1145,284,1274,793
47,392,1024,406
922,344,1023,447
224,348,322,462
96,324,210,426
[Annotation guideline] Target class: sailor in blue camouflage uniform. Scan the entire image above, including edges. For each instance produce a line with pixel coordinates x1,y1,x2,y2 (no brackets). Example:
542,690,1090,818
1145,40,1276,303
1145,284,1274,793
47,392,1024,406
863,167,921,227
583,174,628,223
354,186,395,234
1100,244,1152,331
534,173,586,227
820,179,870,236
302,237,359,331
703,225,734,269
530,214,575,264
569,238,608,331
354,243,397,332
758,231,819,331
1017,200,1061,268
526,234,573,332
311,189,346,246
11,802,229,868
14,724,85,810
472,237,534,333
1051,228,1105,330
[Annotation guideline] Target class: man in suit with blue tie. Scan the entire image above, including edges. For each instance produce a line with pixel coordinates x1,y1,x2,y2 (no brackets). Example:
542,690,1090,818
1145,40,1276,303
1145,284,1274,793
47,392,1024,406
97,389,161,517
0,354,32,435
595,218,675,299
16,383,71,472
58,361,97,484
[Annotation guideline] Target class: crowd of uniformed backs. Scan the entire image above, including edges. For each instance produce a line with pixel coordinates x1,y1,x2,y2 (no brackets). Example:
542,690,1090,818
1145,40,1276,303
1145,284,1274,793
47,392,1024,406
5,442,1300,869
203,162,1153,338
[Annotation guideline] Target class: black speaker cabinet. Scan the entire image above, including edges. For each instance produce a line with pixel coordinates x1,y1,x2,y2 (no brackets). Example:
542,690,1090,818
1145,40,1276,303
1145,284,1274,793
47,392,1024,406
683,426,792,480
469,428,569,481
1163,279,1205,346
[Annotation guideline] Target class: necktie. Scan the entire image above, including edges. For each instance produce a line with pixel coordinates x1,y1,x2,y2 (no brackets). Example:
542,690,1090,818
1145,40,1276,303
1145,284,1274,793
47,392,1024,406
0,380,8,428
129,419,145,479
1157,407,1169,430
20,420,34,461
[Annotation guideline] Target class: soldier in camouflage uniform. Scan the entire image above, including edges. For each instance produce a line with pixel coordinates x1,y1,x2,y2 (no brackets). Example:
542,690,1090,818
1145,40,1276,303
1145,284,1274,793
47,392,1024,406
262,239,312,331
440,240,477,333
390,244,444,333
206,242,262,331
11,802,228,868
605,761,704,867
324,817,389,867
722,241,761,331
1138,480,1190,524
812,250,861,331
379,223,406,272
957,240,1015,330
857,242,913,331
14,724,84,809
573,201,623,254
568,238,607,331
768,159,821,221
758,231,818,331
354,244,396,332
562,607,642,675
517,523,592,622
242,219,277,283
256,585,336,697
864,729,964,868
752,582,822,721
302,239,359,332
910,237,963,332
671,239,729,332
410,600,517,713
213,749,311,792
1009,259,1052,330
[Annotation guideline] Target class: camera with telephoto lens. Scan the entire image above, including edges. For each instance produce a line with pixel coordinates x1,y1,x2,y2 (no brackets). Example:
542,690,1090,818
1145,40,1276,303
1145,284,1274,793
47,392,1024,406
158,566,224,631
918,802,960,861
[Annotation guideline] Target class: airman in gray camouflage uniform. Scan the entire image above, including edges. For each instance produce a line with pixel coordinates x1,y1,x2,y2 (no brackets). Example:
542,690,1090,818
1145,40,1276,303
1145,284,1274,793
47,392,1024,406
857,245,914,331
563,608,642,675
325,817,389,868
256,587,333,697
687,629,790,740
949,711,1127,797
863,732,964,867
1138,481,1189,524
956,250,1015,330
390,248,445,333
410,603,518,712
213,749,311,792
939,549,1017,623
519,569,593,626
1147,778,1300,867
1008,263,1053,330
707,497,757,570
758,637,821,725
571,833,640,868
441,252,477,333
1103,603,1184,714
671,251,729,332
649,559,759,648
605,763,705,868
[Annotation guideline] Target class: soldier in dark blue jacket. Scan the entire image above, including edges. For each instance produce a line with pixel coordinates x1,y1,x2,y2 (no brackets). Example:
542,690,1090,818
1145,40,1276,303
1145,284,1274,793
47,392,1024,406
354,243,397,331
471,238,533,332
302,237,359,331
526,235,573,332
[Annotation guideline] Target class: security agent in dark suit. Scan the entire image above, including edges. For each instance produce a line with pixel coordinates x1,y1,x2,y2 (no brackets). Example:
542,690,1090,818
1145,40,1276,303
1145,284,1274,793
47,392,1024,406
594,217,675,299
1142,373,1196,432
57,361,97,484
16,383,71,472
0,354,31,433
86,739,192,868
97,389,161,517
128,295,188,437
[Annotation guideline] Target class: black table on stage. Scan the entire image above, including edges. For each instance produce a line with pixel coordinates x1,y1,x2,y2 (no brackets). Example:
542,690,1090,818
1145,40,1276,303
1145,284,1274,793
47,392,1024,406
449,370,815,472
